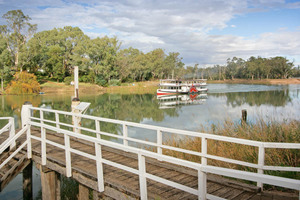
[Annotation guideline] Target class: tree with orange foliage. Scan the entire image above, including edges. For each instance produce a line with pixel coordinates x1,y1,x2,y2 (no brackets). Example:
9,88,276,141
6,72,40,94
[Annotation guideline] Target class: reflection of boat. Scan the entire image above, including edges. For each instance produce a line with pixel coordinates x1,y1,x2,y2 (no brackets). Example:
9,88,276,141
157,93,208,109
157,79,207,95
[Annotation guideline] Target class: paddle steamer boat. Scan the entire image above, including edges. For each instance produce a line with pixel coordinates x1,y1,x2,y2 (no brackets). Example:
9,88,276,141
157,79,207,95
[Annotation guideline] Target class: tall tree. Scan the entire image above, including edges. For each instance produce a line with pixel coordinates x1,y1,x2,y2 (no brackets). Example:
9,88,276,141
0,10,37,72
88,36,120,83
0,34,12,91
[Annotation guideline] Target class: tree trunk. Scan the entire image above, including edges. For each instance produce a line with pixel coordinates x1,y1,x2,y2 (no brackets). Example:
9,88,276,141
1,77,3,92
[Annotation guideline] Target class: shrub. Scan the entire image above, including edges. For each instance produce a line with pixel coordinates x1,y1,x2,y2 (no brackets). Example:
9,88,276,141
6,72,41,94
95,75,108,87
109,79,121,86
64,76,73,85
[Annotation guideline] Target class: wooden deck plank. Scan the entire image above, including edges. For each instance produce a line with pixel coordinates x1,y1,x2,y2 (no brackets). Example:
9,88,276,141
3,128,296,199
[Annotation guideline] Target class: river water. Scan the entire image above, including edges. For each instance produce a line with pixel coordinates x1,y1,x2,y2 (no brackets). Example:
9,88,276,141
0,83,300,199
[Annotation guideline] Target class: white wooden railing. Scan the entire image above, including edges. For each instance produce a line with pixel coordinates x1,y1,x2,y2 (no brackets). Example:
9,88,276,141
1,104,300,200
0,117,31,171
0,117,16,150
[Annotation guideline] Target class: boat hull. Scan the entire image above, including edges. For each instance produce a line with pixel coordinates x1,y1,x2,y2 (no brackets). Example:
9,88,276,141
157,88,208,95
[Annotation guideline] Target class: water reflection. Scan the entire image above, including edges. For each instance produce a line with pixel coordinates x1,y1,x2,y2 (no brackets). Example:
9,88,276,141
0,84,300,199
157,93,207,109
0,84,299,131
210,90,292,107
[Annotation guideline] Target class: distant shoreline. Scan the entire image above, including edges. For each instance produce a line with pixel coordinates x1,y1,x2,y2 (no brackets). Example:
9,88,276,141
36,78,300,94
207,78,300,85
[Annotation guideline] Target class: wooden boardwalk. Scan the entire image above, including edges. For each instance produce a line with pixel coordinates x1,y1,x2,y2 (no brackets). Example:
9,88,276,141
0,128,298,199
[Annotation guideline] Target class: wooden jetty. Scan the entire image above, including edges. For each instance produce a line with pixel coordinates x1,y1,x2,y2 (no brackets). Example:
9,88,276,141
0,105,299,200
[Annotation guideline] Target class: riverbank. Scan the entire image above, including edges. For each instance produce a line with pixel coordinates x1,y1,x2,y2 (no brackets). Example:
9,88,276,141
208,78,300,85
40,78,300,94
164,119,300,193
40,81,158,94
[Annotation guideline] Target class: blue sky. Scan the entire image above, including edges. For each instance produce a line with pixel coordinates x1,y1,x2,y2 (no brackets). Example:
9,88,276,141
0,0,300,66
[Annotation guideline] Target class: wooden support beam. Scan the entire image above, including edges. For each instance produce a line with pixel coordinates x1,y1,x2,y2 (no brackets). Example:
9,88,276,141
23,162,32,200
78,183,89,200
40,165,60,200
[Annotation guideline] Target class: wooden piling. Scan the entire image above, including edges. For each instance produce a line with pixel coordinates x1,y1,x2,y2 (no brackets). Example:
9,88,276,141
78,183,89,200
40,165,61,200
23,161,32,200
242,109,247,123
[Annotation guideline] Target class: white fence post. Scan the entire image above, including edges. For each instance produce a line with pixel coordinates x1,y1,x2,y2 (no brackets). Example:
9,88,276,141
123,124,128,146
199,137,207,199
95,120,101,139
157,130,162,158
257,144,265,190
138,153,147,200
9,117,15,150
55,112,60,131
198,168,206,200
40,110,47,165
95,142,104,192
21,102,32,127
64,134,72,177
26,124,32,159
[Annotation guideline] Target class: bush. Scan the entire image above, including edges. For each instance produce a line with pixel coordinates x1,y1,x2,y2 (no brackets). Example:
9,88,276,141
64,76,73,85
6,72,41,94
95,75,108,87
109,79,121,86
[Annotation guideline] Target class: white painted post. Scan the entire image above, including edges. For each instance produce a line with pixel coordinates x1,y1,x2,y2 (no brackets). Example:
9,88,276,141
95,142,104,192
64,134,72,177
257,145,265,190
71,101,81,134
21,102,32,127
74,66,79,99
199,137,207,200
55,112,60,131
9,117,16,150
40,110,46,165
198,169,206,200
95,120,101,139
72,66,81,134
138,153,147,200
123,124,128,146
26,125,32,159
157,130,162,159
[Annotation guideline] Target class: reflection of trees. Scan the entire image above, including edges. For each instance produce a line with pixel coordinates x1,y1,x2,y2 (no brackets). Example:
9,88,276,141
210,90,292,107
84,93,179,122
0,93,179,135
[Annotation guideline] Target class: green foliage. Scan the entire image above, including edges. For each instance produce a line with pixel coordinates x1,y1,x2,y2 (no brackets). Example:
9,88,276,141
199,56,295,80
1,10,37,71
95,75,108,87
6,71,40,94
64,76,73,85
109,79,121,86
1,9,297,89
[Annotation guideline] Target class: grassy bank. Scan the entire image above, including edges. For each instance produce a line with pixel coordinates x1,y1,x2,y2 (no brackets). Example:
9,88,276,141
40,78,300,94
208,78,300,85
163,119,300,189
40,81,158,94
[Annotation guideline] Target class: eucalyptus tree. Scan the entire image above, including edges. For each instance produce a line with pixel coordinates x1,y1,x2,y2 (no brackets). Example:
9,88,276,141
164,52,184,79
26,26,90,81
88,36,121,84
0,34,13,91
146,48,165,79
226,57,245,79
270,57,293,79
0,10,37,72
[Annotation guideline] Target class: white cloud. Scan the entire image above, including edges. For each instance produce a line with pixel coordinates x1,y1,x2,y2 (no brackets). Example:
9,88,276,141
0,0,299,66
